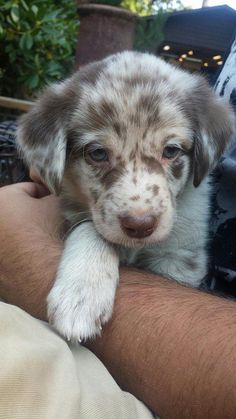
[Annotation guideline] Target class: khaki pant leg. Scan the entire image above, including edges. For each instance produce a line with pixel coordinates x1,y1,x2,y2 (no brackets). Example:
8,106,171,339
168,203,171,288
0,302,155,419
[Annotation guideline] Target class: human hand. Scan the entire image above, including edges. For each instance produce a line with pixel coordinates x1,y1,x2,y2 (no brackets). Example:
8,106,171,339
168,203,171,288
0,182,63,319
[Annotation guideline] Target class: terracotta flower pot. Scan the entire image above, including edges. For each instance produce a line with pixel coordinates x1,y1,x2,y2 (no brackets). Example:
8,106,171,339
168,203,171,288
76,4,137,67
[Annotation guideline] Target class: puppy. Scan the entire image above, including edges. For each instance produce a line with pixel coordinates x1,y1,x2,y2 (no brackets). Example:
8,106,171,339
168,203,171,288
17,51,234,341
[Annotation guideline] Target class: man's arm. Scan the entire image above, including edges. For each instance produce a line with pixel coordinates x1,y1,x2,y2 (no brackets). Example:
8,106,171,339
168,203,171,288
0,183,62,319
87,270,236,418
1,183,236,418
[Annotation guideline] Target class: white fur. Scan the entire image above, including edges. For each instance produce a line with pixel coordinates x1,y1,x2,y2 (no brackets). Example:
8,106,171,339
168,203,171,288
48,223,119,341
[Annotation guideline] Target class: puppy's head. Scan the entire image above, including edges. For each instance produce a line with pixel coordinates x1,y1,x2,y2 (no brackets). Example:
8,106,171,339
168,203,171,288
18,51,234,247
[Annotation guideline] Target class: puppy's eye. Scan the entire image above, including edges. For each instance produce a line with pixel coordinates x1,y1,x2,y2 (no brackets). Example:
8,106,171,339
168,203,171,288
89,148,108,162
162,146,180,159
85,145,109,165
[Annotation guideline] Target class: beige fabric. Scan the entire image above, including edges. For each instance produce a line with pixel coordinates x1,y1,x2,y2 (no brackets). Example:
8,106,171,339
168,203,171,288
0,302,154,419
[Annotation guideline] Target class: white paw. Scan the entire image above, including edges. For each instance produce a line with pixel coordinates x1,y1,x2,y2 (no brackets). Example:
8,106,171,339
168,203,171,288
47,222,119,342
47,276,118,342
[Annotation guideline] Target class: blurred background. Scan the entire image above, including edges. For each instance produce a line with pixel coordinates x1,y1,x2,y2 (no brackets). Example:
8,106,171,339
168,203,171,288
0,0,235,184
1,0,236,101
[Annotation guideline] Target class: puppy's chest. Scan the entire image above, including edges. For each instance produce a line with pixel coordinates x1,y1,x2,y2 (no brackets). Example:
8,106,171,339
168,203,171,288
117,212,208,285
118,237,184,271
118,246,164,273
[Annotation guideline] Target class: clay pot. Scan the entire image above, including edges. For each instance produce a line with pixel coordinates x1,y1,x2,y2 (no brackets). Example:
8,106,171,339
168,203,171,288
76,4,137,66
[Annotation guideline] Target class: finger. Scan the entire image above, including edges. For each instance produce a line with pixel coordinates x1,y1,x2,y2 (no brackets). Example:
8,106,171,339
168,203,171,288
15,182,51,198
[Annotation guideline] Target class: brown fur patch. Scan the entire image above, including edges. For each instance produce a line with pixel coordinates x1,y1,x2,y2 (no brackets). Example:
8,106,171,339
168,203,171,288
133,158,138,173
129,143,139,160
61,165,90,225
99,99,118,121
192,138,210,187
118,72,156,89
101,164,125,189
137,93,159,117
19,80,79,149
130,114,140,127
141,154,163,174
181,78,234,186
142,128,149,141
130,195,140,201
82,99,120,133
105,192,114,201
90,188,100,203
171,160,184,179
152,185,159,196
101,206,106,222
86,103,107,131
112,121,127,139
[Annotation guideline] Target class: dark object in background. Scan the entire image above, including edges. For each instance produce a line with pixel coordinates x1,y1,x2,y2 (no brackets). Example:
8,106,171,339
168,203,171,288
0,121,28,186
76,4,136,67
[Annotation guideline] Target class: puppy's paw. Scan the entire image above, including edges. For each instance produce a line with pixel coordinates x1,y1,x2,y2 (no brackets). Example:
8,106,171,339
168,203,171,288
47,222,119,342
47,274,118,342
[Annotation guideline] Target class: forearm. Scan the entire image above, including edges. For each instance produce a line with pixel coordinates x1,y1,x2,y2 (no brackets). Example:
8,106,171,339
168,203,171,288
0,184,62,319
87,268,236,418
0,231,61,320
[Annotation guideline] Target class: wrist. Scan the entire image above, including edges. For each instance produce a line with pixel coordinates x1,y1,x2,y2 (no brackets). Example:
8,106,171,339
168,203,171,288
0,234,62,320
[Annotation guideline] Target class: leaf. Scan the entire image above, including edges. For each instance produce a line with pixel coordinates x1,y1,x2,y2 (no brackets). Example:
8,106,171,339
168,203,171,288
47,62,62,71
34,54,40,67
6,15,13,25
19,33,33,50
19,34,26,49
9,50,17,62
27,74,39,89
3,2,14,11
42,10,60,22
20,0,29,12
26,34,33,49
31,5,38,15
10,6,19,23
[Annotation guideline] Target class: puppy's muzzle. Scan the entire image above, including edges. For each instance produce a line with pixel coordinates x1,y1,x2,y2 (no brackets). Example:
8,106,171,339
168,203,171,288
119,213,157,239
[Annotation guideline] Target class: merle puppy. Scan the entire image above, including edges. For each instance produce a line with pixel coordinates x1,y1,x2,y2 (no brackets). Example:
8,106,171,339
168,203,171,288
17,51,234,341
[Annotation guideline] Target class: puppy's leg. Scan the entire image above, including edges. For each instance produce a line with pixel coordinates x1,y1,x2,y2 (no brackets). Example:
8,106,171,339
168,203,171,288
47,222,119,342
140,248,207,288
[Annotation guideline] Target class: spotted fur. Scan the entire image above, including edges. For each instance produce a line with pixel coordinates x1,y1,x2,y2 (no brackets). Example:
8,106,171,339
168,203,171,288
17,51,235,341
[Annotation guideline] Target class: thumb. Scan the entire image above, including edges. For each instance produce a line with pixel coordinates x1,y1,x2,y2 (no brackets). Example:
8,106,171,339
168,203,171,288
16,182,51,198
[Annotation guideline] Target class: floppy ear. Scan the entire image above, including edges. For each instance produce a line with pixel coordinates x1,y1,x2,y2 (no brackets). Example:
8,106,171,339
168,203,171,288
187,78,235,187
17,58,105,194
17,80,79,194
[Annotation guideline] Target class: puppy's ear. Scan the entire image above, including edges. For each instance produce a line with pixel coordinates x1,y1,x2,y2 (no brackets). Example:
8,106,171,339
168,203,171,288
17,80,78,194
187,78,235,187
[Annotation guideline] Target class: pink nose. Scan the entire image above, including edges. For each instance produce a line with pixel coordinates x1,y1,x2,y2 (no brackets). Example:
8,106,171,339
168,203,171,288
119,214,157,239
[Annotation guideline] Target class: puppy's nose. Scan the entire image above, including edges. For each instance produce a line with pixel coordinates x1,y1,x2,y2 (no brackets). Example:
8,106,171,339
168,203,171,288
119,214,157,238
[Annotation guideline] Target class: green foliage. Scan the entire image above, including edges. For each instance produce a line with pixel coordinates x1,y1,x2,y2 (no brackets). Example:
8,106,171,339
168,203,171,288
0,0,79,99
121,0,184,16
121,0,152,16
92,0,123,7
134,13,167,53
130,0,184,54
91,0,184,15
